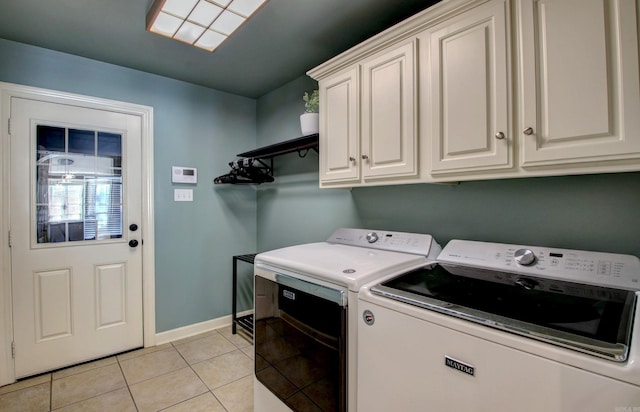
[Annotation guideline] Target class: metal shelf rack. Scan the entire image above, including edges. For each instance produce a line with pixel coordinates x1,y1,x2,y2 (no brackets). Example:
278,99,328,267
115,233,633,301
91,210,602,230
232,253,256,336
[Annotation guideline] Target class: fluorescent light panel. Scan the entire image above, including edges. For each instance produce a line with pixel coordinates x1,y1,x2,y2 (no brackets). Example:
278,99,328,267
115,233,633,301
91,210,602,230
147,0,268,52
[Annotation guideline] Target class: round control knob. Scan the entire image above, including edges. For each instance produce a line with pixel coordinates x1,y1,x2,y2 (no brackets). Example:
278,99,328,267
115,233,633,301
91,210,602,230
514,248,536,266
366,232,379,243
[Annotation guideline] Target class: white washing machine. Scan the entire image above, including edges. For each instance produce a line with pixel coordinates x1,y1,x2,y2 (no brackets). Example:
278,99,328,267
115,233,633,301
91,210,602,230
253,228,442,412
357,240,640,411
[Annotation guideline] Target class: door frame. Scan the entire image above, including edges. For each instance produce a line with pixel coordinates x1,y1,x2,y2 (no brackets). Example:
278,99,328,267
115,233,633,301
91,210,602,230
0,82,156,386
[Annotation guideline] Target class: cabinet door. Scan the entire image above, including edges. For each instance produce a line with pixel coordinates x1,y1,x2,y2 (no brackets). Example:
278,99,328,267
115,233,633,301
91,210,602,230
426,0,511,175
319,67,360,184
361,40,418,180
518,0,640,166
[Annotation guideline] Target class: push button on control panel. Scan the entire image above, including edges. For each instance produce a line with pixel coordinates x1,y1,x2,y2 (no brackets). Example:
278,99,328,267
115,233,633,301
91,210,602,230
597,261,612,276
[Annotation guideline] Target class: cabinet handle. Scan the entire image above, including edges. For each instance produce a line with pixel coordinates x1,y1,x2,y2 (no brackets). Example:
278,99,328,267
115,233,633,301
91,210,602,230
495,132,506,140
523,127,534,135
361,154,369,160
349,156,356,163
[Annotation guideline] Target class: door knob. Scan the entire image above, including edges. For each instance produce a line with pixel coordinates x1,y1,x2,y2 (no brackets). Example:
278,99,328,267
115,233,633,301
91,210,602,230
129,224,138,232
495,132,506,140
523,127,534,135
129,239,139,248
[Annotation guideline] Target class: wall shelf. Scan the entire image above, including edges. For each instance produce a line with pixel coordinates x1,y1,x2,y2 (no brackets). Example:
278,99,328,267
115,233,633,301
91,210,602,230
214,133,318,184
237,133,318,159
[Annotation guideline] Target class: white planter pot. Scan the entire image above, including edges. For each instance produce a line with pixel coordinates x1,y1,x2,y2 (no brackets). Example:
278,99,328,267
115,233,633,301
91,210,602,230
300,113,319,136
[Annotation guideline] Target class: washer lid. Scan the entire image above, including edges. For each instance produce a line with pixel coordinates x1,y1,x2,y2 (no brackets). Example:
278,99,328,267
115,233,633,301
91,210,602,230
255,242,429,291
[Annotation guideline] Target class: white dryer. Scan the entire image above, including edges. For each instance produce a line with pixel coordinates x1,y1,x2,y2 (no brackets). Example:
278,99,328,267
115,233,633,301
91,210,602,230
253,228,442,412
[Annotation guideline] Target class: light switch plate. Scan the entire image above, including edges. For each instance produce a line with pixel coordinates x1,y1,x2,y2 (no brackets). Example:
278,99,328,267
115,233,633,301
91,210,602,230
174,189,193,201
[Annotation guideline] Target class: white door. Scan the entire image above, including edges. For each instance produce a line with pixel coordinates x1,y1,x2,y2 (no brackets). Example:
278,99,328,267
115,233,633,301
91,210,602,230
10,97,143,378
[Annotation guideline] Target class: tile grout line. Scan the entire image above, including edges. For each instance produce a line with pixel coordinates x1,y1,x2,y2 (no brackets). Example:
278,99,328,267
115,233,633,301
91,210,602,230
171,328,254,412
115,356,140,412
214,330,254,411
171,331,231,412
49,363,132,412
49,373,53,412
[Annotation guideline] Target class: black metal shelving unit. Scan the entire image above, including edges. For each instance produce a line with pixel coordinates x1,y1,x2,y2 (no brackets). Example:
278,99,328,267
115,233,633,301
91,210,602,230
232,253,256,335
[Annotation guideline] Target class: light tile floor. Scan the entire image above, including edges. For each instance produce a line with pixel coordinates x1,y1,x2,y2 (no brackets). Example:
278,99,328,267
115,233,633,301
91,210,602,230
0,326,254,412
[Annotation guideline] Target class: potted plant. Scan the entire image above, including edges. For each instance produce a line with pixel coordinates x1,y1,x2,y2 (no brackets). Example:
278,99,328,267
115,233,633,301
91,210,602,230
300,90,319,135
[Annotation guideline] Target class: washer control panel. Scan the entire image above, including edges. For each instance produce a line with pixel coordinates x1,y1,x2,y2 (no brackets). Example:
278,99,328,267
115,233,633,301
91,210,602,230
439,240,640,291
327,228,441,259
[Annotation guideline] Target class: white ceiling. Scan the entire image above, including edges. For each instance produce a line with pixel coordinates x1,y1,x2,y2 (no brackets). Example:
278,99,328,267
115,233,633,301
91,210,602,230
0,0,438,98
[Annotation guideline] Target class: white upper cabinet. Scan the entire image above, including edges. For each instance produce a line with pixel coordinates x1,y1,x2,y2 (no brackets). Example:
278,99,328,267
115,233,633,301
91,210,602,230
316,40,418,187
318,67,360,184
309,0,640,187
517,0,640,166
361,40,418,181
423,0,511,175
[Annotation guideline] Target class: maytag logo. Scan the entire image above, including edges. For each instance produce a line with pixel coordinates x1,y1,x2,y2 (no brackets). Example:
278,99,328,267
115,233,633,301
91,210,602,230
445,356,475,376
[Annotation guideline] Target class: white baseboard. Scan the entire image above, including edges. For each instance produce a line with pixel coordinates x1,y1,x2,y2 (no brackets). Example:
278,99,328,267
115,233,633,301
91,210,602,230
154,310,253,346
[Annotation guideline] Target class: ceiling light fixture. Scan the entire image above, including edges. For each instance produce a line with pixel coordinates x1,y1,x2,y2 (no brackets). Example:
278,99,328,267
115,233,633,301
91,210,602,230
146,0,269,52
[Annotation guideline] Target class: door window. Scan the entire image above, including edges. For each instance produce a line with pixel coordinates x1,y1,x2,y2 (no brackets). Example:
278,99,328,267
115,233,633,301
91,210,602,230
36,125,123,244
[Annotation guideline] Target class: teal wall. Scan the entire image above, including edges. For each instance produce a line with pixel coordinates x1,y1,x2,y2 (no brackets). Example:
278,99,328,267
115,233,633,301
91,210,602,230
256,75,640,258
0,39,258,332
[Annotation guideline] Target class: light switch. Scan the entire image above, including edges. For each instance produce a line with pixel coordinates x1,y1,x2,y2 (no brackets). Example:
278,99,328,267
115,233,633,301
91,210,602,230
174,189,193,202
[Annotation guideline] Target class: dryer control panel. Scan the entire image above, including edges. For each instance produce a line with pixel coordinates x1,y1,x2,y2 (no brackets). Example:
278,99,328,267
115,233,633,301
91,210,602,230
327,228,442,259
